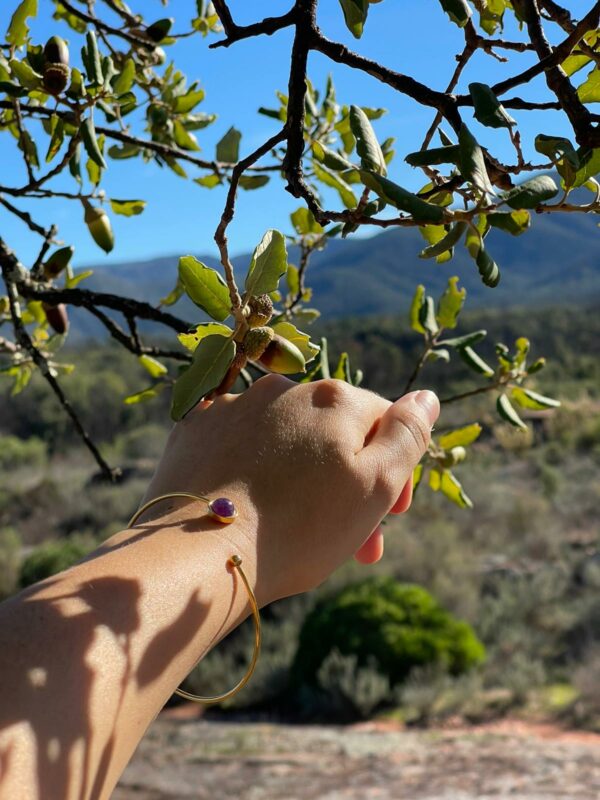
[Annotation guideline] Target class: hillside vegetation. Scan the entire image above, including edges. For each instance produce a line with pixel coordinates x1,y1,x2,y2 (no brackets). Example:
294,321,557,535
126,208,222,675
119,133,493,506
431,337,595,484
0,305,598,727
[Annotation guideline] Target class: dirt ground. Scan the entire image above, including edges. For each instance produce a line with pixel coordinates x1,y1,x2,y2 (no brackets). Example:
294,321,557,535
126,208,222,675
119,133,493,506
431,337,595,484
113,713,600,800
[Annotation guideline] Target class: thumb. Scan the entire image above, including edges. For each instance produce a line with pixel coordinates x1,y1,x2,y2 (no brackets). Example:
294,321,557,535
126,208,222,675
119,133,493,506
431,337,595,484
361,390,439,502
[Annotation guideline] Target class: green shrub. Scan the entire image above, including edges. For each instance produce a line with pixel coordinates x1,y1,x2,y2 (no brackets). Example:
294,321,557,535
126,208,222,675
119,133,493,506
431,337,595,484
0,527,21,599
0,435,47,471
291,577,485,690
19,538,91,588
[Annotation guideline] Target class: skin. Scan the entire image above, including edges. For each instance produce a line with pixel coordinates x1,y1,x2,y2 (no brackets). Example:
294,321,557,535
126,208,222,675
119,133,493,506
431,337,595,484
0,376,439,800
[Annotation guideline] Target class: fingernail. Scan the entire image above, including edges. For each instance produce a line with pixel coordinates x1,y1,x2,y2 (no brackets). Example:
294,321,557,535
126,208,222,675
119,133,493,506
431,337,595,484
414,390,440,425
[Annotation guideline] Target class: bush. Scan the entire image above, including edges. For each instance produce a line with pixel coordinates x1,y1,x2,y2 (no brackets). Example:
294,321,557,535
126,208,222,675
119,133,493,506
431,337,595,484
0,527,21,599
19,538,92,588
291,577,485,691
0,435,47,471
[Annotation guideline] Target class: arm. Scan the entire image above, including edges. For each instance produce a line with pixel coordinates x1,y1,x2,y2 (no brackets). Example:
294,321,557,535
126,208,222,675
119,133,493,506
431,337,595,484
0,376,439,800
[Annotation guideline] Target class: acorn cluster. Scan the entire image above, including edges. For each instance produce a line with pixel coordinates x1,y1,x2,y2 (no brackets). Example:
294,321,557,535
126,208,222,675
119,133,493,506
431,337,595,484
239,294,306,374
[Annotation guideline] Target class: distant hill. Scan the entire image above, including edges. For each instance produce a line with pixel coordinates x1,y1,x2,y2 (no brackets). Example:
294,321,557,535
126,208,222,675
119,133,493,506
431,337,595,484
72,207,599,337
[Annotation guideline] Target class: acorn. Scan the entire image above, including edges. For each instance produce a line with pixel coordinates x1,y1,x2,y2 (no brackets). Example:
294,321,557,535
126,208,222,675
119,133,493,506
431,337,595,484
241,326,274,360
43,246,74,279
42,302,69,335
245,294,273,328
43,36,70,95
258,333,306,374
84,204,114,254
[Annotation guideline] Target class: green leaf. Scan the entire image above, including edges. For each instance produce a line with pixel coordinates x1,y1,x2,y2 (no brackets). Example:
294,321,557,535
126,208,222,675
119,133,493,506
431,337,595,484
459,345,495,377
83,30,103,85
458,124,495,196
107,143,140,160
271,321,320,363
332,352,351,382
419,296,439,337
571,148,600,188
488,210,530,236
349,104,386,175
469,82,516,129
177,322,232,352
238,174,270,190
216,126,241,162
138,355,167,378
245,229,288,296
413,463,424,490
420,222,467,259
291,207,324,236
437,276,465,329
409,284,426,334
45,116,64,164
9,58,42,90
438,0,472,27
174,86,205,114
178,256,232,321
440,470,473,509
109,198,146,216
80,116,107,170
405,144,460,167
146,17,173,42
439,423,482,449
338,0,369,38
438,329,486,348
360,171,445,224
112,57,135,94
418,224,454,264
313,162,357,209
124,384,166,405
475,246,500,288
311,141,355,172
577,67,600,103
6,0,38,47
511,387,560,410
534,134,579,168
504,176,558,209
173,120,199,151
496,393,527,430
427,348,450,363
171,335,235,420
194,174,221,188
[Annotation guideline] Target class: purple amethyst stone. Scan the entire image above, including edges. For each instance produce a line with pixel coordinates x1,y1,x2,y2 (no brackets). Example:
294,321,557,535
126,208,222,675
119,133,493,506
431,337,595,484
208,497,236,523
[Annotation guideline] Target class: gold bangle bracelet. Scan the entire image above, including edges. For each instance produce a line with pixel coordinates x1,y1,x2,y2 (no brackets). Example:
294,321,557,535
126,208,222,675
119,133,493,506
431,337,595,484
127,492,261,706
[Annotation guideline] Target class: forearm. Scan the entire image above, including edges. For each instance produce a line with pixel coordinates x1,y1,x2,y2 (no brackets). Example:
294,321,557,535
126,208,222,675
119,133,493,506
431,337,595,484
0,508,257,800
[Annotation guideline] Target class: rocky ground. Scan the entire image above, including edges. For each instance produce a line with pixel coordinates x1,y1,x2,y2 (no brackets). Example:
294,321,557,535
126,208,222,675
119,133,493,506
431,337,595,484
114,713,600,800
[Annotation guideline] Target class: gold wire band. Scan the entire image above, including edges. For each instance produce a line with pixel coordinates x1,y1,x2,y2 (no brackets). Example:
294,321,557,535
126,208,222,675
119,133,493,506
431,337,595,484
127,492,261,706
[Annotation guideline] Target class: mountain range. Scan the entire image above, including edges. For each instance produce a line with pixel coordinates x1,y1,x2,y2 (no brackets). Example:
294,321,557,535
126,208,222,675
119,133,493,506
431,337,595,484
72,206,599,337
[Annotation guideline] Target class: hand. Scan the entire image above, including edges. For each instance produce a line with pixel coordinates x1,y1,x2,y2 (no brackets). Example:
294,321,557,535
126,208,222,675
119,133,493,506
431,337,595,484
141,375,439,606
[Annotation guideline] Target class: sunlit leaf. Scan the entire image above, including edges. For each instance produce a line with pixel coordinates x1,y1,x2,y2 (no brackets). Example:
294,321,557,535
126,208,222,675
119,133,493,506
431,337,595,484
171,334,235,420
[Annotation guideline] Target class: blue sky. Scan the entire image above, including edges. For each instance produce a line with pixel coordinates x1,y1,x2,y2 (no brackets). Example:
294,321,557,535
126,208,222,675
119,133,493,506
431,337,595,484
0,0,593,269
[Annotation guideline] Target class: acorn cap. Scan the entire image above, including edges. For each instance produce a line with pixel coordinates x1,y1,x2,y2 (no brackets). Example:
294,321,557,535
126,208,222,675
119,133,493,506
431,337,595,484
246,294,273,328
242,326,274,360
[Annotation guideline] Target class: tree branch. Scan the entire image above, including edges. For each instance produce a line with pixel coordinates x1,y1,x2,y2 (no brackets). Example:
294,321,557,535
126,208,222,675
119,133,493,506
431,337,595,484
0,241,119,481
210,2,298,49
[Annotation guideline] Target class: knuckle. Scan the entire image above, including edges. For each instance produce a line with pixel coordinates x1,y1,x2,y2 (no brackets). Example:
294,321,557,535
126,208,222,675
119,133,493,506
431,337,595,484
371,463,398,506
312,377,352,408
255,373,291,392
394,408,431,454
